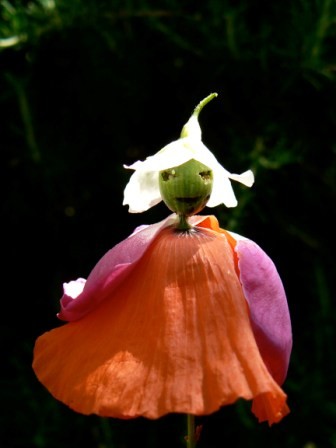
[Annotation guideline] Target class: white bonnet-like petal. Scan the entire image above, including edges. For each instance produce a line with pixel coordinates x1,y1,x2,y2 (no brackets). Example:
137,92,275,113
207,164,239,208
207,166,255,208
123,93,254,213
123,168,162,213
123,138,216,213
229,170,255,187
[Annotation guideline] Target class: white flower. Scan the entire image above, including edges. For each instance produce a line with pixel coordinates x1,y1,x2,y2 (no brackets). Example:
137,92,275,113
123,93,254,213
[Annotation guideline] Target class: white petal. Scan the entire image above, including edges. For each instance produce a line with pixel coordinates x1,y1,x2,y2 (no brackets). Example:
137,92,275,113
123,169,162,213
63,278,86,299
123,139,221,213
229,169,255,187
180,115,202,140
147,140,195,170
123,128,254,212
207,165,238,208
124,141,192,175
207,165,255,208
122,94,255,213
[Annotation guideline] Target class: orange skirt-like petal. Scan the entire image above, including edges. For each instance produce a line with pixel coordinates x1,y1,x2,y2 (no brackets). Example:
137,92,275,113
33,225,289,424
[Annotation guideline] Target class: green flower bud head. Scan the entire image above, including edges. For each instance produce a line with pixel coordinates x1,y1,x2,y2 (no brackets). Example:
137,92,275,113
159,159,213,217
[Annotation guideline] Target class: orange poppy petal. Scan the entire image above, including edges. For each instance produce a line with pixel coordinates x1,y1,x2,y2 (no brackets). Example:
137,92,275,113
195,215,292,389
33,225,288,423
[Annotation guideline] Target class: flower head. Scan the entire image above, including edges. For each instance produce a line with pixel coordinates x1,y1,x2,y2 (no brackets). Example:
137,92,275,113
32,94,291,428
123,93,254,213
33,215,291,425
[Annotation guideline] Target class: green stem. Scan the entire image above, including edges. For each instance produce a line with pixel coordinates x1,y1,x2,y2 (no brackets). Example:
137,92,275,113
192,92,218,118
187,414,196,448
176,214,191,231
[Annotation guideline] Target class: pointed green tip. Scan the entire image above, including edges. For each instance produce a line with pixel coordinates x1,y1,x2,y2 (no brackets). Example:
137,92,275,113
180,93,218,139
192,93,218,118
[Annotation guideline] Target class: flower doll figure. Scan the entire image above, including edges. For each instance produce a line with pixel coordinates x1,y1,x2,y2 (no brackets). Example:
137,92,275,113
33,94,292,435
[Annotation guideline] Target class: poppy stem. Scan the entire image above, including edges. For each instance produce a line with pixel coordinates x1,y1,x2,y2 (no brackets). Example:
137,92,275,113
186,414,196,448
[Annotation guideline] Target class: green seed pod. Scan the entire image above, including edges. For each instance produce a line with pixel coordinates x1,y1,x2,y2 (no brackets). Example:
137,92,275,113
159,159,213,219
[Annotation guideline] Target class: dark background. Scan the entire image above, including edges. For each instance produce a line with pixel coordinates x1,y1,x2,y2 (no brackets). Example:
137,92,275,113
1,1,335,447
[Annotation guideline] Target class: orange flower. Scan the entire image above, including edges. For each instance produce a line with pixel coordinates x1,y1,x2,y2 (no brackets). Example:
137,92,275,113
33,94,291,427
33,214,291,425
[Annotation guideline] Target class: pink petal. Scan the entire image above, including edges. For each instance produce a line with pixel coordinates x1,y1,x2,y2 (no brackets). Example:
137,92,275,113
58,215,176,321
234,239,292,385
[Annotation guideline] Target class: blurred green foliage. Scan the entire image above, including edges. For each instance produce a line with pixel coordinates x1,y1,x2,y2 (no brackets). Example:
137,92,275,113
1,0,336,447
